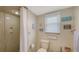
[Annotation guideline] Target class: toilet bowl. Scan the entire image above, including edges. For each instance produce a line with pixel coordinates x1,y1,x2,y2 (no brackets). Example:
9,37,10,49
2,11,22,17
37,39,49,52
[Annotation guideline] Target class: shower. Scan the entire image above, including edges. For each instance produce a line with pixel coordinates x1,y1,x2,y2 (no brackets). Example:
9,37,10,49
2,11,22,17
0,6,20,52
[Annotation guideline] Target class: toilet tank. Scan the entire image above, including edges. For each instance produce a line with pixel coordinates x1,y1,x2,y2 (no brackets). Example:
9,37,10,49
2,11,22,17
40,39,49,49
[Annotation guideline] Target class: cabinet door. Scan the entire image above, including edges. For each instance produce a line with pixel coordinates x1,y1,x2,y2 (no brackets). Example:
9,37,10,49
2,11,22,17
0,12,6,51
5,13,20,52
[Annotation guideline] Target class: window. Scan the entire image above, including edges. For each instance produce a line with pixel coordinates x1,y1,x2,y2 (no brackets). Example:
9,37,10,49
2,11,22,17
44,13,60,33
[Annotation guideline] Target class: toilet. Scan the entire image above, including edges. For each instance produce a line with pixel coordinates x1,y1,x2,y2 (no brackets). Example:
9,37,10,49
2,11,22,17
37,39,49,52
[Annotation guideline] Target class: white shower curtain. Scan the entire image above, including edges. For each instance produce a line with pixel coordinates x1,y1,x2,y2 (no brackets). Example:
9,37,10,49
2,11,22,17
74,31,79,52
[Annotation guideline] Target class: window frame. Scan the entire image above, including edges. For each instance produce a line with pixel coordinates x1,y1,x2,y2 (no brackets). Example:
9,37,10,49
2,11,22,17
44,13,61,34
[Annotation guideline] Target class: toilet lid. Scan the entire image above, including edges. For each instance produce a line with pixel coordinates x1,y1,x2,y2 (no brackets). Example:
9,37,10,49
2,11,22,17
37,48,47,52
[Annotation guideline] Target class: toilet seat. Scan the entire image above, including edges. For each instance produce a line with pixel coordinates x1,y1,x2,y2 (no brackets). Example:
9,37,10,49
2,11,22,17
37,48,47,52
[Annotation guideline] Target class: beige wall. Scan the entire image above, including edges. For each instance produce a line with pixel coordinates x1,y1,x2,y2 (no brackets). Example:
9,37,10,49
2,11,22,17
36,7,74,52
28,10,36,52
74,7,79,31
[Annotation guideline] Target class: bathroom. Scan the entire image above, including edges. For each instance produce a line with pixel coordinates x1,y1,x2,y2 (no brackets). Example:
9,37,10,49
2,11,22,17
0,6,79,52
0,0,79,59
25,6,79,52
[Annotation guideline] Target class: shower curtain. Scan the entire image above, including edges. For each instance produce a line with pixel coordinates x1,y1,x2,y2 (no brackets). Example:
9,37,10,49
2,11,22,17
74,31,79,52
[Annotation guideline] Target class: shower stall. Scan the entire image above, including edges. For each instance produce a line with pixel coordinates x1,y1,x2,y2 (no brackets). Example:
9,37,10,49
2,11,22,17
0,7,20,52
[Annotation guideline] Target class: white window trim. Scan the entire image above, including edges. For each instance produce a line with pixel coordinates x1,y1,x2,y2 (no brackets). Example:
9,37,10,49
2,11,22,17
44,12,61,33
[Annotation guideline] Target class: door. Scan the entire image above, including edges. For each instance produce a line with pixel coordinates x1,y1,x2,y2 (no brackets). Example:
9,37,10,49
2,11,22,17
0,12,20,52
5,13,20,52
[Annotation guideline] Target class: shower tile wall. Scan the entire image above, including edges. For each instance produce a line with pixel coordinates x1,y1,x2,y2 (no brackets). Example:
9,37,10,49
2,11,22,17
0,12,20,52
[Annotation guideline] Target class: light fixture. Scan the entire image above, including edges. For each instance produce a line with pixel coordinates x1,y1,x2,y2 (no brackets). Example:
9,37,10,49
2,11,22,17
15,11,19,15
11,10,19,15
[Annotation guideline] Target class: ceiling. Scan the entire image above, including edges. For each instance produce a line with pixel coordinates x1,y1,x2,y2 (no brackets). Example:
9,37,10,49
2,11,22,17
27,6,72,15
0,6,20,15
0,6,20,10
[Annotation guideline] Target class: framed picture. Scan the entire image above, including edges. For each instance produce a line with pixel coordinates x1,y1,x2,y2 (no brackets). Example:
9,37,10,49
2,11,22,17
63,24,71,30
